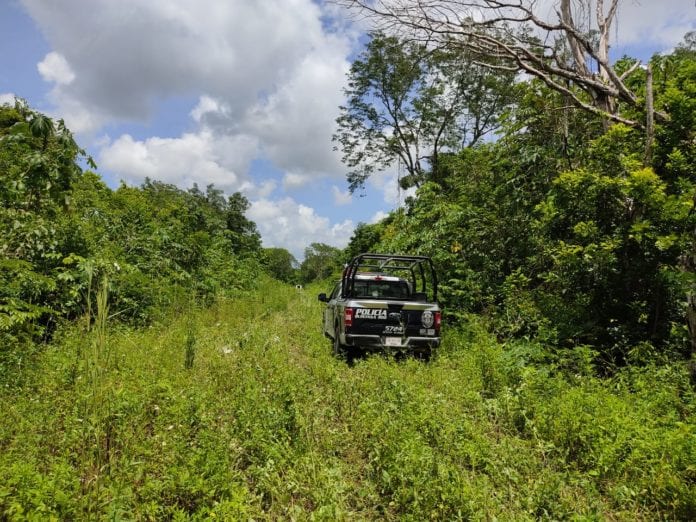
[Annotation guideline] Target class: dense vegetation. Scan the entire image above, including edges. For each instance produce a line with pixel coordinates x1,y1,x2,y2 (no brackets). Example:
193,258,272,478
1,282,694,519
338,33,696,374
1,12,695,521
0,100,263,381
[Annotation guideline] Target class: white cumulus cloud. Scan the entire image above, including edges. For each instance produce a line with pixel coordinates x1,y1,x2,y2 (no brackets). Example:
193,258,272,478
23,0,355,184
604,1,694,50
370,210,389,224
99,130,258,193
248,197,354,259
283,172,314,190
190,95,225,123
368,169,416,207
37,51,75,85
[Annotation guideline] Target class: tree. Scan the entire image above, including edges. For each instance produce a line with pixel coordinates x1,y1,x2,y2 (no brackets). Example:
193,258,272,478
532,125,688,356
0,100,95,350
334,32,516,191
335,0,662,127
300,243,343,283
1,99,95,219
355,43,696,364
1,99,267,364
225,192,262,255
344,222,385,260
262,248,298,283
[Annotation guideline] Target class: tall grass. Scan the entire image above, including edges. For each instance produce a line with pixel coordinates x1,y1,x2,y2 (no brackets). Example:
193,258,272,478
0,278,694,519
80,276,114,516
184,319,197,370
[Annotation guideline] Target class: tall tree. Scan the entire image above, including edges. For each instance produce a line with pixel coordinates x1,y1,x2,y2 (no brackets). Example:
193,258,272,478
262,248,298,283
356,38,696,369
335,0,662,127
225,192,262,255
334,32,516,192
344,222,385,260
300,243,342,283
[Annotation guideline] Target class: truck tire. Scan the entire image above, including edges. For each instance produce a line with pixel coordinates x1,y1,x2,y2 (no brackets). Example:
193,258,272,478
333,324,346,358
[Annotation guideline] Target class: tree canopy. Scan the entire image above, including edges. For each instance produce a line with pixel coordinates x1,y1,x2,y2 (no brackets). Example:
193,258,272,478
300,243,343,283
0,100,264,367
339,30,696,372
334,32,516,192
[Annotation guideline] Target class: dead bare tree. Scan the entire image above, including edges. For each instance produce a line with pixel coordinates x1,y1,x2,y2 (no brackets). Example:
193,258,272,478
334,0,663,127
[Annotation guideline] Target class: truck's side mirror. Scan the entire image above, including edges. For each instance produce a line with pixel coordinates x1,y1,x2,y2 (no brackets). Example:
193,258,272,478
318,293,328,302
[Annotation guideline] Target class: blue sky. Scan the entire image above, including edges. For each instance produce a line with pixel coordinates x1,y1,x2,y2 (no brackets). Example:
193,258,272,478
1,0,694,259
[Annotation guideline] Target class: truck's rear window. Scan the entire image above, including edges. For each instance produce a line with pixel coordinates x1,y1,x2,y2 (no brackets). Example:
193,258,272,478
352,281,410,299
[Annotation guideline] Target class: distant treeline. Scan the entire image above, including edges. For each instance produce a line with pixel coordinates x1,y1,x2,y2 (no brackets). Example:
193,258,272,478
1,100,263,375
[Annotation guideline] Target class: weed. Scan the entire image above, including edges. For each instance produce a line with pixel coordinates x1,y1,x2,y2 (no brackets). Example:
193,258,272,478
0,279,694,519
184,322,196,370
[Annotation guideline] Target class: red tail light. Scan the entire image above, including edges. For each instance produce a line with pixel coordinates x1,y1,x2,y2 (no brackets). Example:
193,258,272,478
434,311,441,331
344,307,354,328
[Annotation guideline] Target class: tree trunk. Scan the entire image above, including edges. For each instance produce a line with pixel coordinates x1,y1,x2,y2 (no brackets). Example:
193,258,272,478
687,291,696,385
596,92,615,130
560,0,590,77
644,63,655,165
683,214,696,386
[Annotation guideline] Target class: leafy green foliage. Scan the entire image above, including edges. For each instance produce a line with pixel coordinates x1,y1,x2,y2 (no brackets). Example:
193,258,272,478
344,39,696,367
0,282,693,519
532,127,691,355
0,101,262,379
299,242,342,283
334,32,516,191
1,32,695,521
1,100,95,373
343,222,384,260
261,247,298,283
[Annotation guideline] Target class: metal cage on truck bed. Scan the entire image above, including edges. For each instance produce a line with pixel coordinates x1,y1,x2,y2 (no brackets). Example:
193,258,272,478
340,253,438,302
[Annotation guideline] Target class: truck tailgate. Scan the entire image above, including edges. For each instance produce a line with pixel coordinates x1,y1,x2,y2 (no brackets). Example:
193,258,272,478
351,302,438,337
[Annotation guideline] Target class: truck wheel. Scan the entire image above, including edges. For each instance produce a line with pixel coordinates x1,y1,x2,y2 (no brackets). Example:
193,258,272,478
333,325,346,358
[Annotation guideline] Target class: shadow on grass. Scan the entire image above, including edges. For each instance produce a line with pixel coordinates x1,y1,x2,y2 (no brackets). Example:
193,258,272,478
338,347,434,366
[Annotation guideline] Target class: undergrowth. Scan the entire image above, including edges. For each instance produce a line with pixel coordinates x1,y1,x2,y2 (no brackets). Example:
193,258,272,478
0,278,694,520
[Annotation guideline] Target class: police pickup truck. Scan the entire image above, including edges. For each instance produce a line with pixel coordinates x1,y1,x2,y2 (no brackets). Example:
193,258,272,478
318,253,441,358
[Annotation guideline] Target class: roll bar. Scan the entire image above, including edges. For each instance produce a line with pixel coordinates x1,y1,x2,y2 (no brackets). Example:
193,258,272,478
340,253,438,301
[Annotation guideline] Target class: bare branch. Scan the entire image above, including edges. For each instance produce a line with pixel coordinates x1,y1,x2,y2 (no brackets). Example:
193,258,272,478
333,0,656,126
619,60,642,80
559,0,590,77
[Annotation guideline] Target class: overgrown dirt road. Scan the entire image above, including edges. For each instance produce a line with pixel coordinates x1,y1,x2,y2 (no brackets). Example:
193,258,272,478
1,279,694,520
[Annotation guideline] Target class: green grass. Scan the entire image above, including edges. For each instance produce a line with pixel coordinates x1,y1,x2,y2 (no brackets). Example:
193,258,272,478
1,278,695,520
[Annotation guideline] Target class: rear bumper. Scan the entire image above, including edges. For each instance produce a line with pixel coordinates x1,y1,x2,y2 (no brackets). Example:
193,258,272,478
345,334,440,351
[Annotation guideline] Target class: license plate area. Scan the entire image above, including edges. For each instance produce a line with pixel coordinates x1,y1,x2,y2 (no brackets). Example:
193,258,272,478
384,336,402,347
